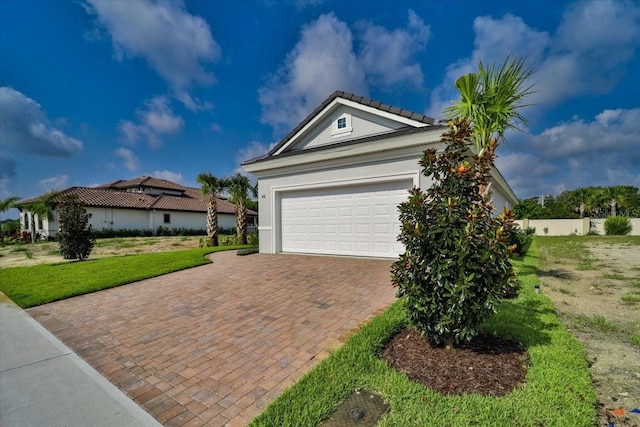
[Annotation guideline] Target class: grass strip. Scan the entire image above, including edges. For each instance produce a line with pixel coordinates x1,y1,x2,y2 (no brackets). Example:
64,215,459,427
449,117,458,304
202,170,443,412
250,240,597,426
0,245,251,308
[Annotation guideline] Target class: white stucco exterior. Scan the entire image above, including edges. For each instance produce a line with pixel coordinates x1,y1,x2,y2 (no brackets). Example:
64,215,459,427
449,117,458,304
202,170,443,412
21,208,237,238
243,92,518,258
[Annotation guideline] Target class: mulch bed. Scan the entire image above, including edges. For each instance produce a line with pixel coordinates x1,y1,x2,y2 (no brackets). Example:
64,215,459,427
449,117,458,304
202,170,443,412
381,328,528,396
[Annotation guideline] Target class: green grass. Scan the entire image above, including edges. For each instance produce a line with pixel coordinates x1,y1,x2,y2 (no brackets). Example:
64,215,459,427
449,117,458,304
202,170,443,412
250,241,597,426
569,314,617,332
621,294,640,303
0,245,251,308
602,272,630,281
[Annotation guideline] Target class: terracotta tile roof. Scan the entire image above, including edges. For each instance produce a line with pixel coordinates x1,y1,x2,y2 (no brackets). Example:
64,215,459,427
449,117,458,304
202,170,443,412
263,91,436,159
17,177,257,216
97,176,188,192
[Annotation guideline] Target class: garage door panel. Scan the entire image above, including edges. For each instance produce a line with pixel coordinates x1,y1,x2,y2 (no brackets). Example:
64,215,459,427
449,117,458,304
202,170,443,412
280,180,411,258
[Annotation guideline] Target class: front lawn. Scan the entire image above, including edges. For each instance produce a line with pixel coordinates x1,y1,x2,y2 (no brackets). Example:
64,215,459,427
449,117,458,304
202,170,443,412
0,245,251,308
250,241,597,426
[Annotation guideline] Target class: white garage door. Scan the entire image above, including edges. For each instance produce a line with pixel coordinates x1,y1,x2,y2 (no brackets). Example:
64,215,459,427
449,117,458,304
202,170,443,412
280,180,412,258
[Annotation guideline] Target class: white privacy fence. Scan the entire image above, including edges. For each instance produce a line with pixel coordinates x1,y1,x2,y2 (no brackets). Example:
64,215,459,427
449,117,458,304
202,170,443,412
514,218,640,236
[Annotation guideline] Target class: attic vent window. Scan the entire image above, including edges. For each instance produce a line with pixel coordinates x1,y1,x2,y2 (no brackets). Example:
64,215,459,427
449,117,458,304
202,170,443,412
331,113,352,137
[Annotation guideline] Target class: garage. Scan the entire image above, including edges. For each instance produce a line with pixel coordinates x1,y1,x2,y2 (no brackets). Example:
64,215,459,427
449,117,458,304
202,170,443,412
280,180,412,258
242,91,517,258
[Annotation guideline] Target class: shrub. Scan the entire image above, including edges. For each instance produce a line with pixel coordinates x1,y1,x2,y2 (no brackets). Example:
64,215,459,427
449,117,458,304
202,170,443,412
1,219,20,238
604,216,632,235
392,119,515,349
57,195,95,260
237,248,259,256
507,226,535,257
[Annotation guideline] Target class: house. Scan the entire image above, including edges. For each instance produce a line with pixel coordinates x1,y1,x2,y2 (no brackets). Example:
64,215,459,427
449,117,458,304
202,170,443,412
242,91,517,258
17,176,257,238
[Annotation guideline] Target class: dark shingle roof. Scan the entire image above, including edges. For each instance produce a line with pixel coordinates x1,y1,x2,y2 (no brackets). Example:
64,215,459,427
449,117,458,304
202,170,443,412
264,91,436,158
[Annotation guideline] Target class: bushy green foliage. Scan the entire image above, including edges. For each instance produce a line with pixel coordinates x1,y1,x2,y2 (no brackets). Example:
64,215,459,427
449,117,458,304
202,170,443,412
57,195,95,260
514,185,640,219
604,216,632,235
199,233,258,247
392,119,515,348
507,226,535,257
1,220,20,240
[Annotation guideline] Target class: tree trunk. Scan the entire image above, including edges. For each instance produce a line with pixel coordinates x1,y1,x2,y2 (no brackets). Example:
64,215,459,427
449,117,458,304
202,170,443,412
236,200,247,245
207,198,219,246
30,214,36,243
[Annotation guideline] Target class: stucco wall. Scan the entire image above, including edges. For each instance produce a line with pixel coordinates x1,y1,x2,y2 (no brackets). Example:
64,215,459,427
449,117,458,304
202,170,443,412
23,208,240,237
515,218,640,236
590,218,640,236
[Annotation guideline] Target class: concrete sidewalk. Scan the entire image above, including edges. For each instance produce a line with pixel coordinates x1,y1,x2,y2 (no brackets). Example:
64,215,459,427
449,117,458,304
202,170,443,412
0,293,160,427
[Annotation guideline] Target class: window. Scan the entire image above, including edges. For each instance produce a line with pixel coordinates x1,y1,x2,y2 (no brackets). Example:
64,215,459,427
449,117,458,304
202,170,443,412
331,113,352,136
37,215,43,230
163,213,171,224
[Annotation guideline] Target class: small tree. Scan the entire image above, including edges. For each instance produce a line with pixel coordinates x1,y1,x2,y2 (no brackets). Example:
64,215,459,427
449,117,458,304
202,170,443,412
392,119,516,349
227,173,258,245
57,195,95,260
22,191,57,242
196,173,228,247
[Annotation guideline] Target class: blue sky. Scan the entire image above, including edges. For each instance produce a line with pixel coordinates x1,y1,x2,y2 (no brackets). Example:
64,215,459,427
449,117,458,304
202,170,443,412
1,0,639,218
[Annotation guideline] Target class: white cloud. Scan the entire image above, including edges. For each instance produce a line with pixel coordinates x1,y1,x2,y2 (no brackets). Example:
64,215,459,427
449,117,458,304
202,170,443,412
153,170,183,183
38,174,69,191
357,10,430,88
85,0,220,109
259,10,431,134
119,96,184,149
259,13,366,134
114,147,141,171
0,87,83,157
500,108,640,198
427,0,640,118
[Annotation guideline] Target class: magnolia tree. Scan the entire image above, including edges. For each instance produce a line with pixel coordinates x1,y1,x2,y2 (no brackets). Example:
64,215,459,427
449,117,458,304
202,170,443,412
392,119,517,349
57,195,95,260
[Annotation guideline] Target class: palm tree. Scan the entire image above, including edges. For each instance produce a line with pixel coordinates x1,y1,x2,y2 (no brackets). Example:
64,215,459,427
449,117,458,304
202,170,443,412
22,191,58,243
227,173,258,245
196,173,228,246
444,56,534,154
0,196,21,243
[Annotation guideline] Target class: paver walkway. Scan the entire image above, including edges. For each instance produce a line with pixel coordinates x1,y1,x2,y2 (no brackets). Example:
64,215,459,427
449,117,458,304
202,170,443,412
28,252,396,426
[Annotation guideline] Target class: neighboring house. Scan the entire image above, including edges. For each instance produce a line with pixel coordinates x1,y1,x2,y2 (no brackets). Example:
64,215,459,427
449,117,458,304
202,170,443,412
17,176,257,238
242,91,517,258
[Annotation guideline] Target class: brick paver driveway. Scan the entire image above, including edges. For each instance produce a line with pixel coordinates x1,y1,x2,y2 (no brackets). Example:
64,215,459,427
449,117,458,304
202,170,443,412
28,251,396,426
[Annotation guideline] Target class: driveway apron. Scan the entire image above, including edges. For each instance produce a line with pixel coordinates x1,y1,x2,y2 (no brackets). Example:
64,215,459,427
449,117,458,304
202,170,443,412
27,252,396,426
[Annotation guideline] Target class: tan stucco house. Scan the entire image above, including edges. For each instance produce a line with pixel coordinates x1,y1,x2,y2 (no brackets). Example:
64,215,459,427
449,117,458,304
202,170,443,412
17,176,257,238
242,91,517,258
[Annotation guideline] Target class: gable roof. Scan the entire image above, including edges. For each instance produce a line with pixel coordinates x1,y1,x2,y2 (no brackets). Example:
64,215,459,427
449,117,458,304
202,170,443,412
254,91,436,163
17,177,257,215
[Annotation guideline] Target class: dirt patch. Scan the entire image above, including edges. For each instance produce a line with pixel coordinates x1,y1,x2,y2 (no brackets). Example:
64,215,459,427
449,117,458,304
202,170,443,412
537,238,640,427
382,328,528,396
0,236,203,268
